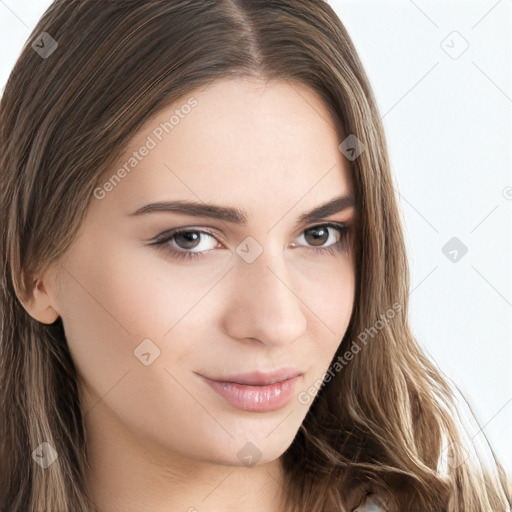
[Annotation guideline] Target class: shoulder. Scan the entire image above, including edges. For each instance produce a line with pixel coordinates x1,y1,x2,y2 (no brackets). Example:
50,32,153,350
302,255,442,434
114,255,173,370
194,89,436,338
346,484,398,512
351,491,390,512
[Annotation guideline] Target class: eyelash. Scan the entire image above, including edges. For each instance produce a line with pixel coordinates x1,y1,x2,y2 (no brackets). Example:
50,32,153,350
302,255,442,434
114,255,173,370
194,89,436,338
150,223,349,261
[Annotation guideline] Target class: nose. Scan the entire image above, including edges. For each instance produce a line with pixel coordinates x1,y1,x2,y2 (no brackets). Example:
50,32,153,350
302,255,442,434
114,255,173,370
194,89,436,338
220,251,308,348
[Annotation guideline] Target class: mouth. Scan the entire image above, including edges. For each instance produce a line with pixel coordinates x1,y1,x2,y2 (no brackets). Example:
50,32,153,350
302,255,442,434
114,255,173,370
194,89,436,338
197,369,302,412
202,368,301,386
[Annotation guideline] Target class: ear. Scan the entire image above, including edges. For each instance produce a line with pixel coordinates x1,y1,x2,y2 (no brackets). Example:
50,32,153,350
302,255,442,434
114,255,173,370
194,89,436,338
21,274,60,325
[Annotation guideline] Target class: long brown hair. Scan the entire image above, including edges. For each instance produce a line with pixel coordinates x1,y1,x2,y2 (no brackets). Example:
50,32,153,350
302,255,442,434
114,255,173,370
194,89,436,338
1,1,510,510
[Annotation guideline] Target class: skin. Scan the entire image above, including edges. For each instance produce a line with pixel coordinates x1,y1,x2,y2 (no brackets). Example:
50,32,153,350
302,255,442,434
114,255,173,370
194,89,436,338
24,78,357,512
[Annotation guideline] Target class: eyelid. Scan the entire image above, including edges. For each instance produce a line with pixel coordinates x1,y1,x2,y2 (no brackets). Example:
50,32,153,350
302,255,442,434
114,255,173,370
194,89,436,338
150,225,221,245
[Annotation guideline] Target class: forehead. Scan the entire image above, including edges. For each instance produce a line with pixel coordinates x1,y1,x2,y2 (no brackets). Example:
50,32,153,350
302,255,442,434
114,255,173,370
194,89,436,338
95,78,353,218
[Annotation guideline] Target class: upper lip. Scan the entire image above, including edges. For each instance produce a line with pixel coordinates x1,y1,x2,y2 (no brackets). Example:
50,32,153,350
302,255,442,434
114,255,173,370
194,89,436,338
200,367,301,386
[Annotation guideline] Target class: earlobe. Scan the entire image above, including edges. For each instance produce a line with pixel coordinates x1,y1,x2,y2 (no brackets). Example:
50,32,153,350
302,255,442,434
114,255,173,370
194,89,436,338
21,278,60,324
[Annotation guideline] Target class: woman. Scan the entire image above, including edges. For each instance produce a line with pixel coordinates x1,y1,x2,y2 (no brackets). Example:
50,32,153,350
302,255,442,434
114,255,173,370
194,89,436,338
1,1,510,511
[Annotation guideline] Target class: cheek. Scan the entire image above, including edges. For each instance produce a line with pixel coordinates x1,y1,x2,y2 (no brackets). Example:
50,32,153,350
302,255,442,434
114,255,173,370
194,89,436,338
56,241,234,403
56,255,223,453
297,262,356,378
300,257,355,332
60,238,221,338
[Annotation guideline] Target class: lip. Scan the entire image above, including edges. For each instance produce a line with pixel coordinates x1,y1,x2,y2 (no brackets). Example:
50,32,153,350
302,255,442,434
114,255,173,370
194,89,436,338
206,368,301,386
198,368,301,412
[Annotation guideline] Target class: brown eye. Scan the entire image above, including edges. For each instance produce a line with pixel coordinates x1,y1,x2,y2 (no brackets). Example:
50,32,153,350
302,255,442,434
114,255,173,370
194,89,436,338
304,226,330,247
152,229,221,261
293,223,349,256
173,231,202,250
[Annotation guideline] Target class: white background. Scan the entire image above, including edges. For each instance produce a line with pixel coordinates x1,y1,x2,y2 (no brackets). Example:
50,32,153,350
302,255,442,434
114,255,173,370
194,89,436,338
1,0,511,474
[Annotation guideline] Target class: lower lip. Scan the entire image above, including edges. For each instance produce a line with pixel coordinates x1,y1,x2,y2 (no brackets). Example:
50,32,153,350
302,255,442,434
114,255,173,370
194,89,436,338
201,375,300,412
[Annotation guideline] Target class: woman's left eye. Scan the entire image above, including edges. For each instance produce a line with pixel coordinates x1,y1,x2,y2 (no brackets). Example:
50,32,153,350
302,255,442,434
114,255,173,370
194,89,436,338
150,223,349,261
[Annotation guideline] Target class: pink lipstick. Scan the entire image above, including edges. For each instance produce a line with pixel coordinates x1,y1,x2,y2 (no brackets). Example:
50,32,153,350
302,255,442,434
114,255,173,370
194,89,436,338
199,368,301,412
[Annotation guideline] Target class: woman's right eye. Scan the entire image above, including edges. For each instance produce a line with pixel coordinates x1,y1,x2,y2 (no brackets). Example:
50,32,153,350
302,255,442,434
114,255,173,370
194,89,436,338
152,229,220,261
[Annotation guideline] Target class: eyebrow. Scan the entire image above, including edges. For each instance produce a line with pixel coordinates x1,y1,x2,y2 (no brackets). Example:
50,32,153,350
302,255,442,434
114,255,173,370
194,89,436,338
128,193,355,225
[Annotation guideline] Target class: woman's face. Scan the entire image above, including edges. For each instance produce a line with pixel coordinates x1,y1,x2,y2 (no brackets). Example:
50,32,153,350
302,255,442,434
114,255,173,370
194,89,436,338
38,78,356,469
